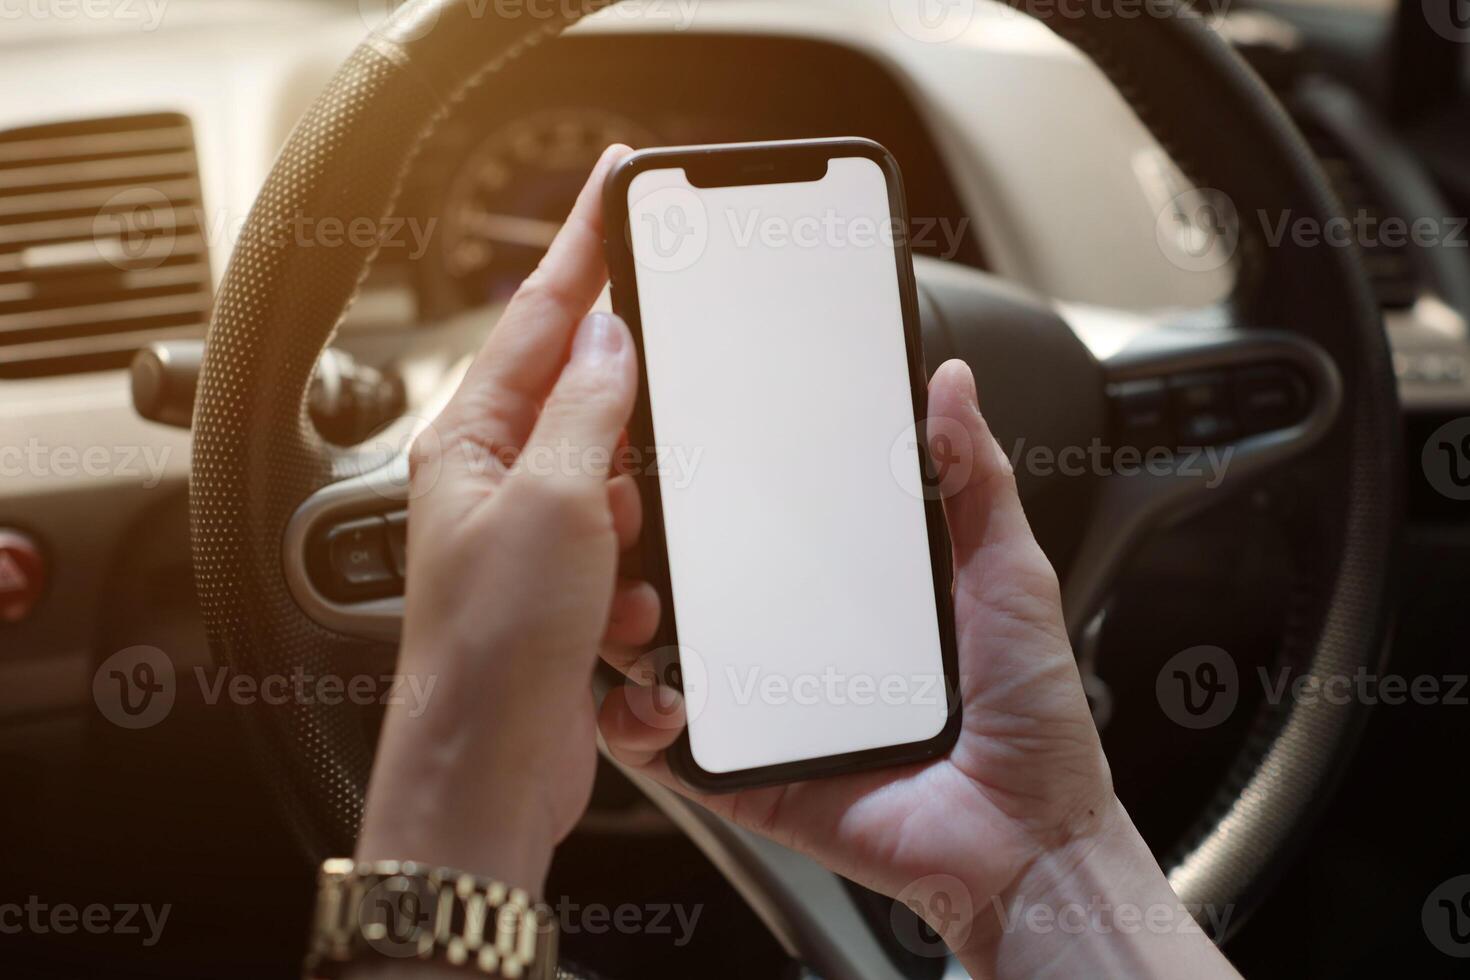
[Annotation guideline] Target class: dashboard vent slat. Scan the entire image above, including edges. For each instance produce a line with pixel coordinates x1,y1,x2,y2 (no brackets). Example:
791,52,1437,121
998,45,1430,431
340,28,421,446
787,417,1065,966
0,178,199,221
0,112,211,378
0,207,202,250
0,291,212,336
0,126,194,166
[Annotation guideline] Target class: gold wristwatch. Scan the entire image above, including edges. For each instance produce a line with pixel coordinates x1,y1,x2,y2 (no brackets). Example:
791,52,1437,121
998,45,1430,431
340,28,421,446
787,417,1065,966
305,859,558,979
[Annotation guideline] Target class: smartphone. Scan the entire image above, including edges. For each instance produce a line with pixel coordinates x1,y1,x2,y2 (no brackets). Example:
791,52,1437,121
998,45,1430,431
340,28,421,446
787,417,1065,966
603,138,960,792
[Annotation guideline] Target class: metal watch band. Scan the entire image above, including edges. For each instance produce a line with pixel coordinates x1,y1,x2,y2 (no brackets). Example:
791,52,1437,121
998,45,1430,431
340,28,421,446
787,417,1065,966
305,859,558,979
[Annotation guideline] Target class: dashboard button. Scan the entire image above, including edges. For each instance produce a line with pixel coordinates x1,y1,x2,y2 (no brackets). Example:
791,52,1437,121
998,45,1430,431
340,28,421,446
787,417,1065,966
1169,372,1237,445
326,518,395,589
0,529,45,624
1109,378,1171,450
1234,364,1307,434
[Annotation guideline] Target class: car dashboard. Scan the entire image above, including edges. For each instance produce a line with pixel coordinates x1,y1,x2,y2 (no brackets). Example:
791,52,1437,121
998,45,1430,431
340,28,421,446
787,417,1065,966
2,0,1244,719
393,32,986,320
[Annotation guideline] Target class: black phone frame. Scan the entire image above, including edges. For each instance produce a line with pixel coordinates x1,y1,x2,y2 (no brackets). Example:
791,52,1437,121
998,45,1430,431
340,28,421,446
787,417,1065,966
602,137,962,793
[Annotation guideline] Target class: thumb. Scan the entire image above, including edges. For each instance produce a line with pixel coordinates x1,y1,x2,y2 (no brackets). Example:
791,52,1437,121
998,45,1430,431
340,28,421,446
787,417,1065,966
517,312,638,494
927,359,1063,614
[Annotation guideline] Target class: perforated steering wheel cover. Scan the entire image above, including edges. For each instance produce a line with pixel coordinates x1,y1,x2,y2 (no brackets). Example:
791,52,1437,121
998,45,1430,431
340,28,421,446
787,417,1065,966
190,0,1398,923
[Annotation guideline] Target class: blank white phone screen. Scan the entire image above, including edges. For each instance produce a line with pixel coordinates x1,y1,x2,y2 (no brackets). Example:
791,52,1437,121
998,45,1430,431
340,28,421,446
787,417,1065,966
627,155,948,775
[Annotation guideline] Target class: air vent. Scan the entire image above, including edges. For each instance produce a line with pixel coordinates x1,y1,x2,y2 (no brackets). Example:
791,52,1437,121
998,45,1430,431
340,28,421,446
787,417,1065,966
1298,119,1421,310
0,112,211,378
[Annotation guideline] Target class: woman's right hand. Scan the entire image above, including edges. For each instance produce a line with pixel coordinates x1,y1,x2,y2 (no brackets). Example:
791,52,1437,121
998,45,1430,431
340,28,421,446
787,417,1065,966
597,360,1240,978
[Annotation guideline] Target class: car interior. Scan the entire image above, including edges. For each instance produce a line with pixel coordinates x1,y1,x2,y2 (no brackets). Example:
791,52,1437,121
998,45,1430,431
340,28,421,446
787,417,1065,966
2,0,1468,977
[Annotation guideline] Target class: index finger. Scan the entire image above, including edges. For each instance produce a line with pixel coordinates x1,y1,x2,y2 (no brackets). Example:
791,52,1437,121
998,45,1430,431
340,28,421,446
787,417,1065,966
438,143,634,461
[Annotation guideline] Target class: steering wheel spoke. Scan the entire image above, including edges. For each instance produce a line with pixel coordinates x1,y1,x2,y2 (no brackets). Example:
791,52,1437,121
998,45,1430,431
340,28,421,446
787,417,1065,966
1062,312,1343,635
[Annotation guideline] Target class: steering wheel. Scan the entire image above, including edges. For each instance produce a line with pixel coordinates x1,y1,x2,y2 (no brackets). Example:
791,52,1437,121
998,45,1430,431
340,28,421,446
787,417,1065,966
190,1,1399,974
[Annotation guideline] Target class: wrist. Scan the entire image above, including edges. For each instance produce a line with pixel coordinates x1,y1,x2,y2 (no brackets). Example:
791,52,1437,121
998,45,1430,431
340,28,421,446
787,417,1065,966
356,695,558,895
953,798,1238,980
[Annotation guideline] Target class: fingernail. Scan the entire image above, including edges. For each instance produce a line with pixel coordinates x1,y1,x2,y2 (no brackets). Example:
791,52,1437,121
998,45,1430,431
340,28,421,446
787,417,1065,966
573,312,624,363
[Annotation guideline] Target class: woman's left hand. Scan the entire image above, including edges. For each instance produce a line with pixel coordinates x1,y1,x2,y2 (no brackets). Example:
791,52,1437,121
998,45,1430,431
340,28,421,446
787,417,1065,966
354,143,654,893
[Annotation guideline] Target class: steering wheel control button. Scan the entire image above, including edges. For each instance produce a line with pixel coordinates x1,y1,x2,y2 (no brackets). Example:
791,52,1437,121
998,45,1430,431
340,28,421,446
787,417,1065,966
1109,378,1171,450
1169,372,1237,445
1233,364,1307,435
309,349,406,446
0,529,45,624
326,517,396,589
1111,364,1310,452
385,511,408,579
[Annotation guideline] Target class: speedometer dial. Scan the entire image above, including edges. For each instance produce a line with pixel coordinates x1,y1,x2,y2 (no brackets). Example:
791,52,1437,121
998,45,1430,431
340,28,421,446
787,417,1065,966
440,108,655,303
